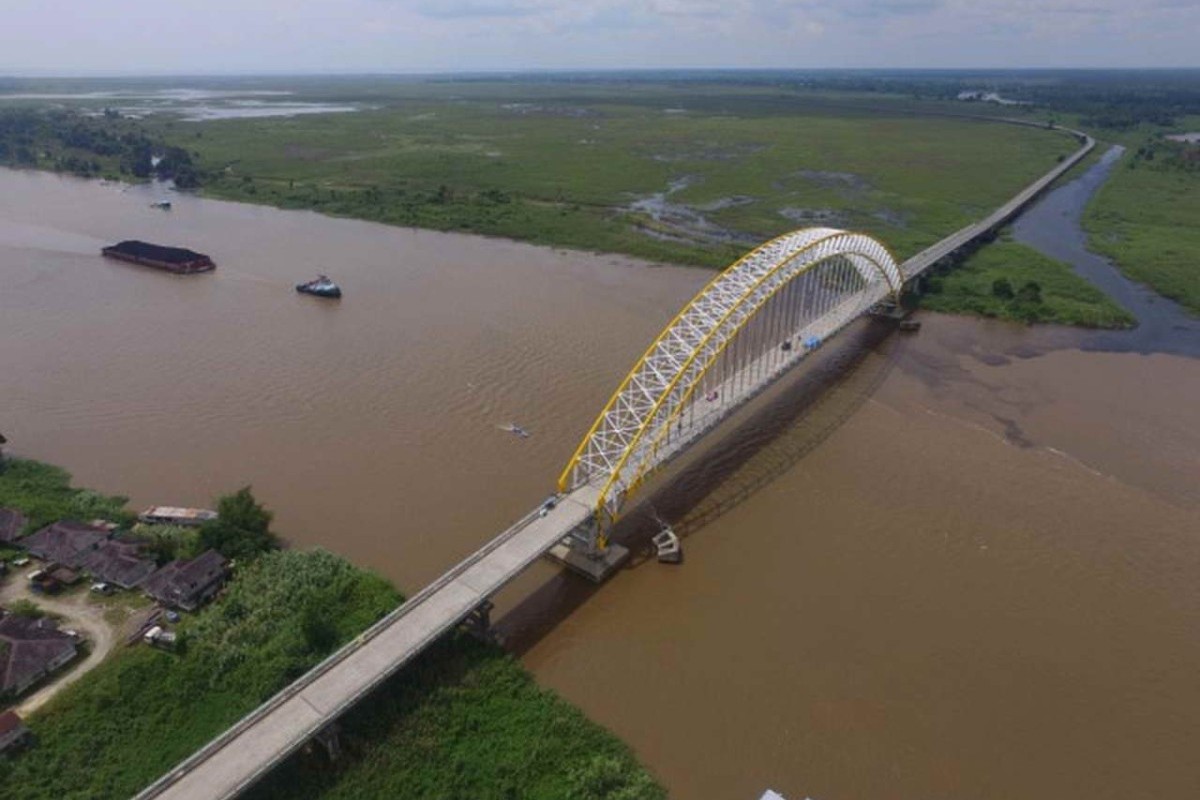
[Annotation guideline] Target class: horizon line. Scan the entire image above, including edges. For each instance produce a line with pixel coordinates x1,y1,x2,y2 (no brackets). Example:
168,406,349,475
3,65,1200,80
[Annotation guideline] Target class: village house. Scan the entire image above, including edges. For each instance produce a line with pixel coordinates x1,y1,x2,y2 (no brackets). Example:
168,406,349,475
21,520,110,568
80,538,157,589
142,549,228,611
0,612,78,698
0,508,26,544
0,710,30,754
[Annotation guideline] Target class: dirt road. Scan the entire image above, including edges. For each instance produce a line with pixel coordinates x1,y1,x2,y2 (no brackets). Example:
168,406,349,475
0,571,117,715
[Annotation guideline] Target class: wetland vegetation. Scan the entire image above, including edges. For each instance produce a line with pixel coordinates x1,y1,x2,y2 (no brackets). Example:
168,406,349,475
1083,122,1200,315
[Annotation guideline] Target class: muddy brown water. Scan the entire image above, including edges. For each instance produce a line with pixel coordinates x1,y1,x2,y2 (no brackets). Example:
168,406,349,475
2,168,1199,799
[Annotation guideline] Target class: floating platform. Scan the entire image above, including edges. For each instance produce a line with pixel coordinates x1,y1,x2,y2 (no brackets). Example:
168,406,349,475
102,240,214,274
545,539,630,583
138,506,218,526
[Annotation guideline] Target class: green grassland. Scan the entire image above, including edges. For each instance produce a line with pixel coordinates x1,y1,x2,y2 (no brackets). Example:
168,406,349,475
157,82,1072,268
0,460,661,799
920,241,1135,328
1082,123,1200,315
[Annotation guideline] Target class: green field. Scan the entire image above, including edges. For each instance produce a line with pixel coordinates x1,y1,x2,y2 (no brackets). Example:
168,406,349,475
1082,123,1200,315
0,460,661,800
920,240,1135,328
151,82,1072,268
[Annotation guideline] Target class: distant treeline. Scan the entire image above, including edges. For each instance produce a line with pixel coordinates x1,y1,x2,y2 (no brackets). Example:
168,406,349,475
0,108,200,187
483,69,1200,131
755,70,1200,129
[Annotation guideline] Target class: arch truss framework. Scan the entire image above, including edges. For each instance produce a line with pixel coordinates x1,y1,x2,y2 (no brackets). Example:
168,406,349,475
558,227,902,547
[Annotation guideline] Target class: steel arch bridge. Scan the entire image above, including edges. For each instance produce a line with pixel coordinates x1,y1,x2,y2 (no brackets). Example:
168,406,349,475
558,226,902,548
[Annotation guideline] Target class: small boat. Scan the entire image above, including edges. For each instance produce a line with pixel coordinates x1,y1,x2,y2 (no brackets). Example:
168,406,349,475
499,423,530,439
296,275,342,299
151,200,172,210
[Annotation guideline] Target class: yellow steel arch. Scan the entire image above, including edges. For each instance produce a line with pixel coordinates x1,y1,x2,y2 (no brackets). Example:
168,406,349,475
613,248,898,511
559,227,901,536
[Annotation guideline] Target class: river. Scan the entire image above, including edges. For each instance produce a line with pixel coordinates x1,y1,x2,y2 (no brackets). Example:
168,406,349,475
1,164,1199,800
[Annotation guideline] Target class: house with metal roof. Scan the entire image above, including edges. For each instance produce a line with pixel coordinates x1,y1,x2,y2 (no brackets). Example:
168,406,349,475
0,612,78,698
142,550,228,611
21,520,110,568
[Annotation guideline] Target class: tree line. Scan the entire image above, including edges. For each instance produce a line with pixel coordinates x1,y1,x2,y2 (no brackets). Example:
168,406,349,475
0,108,201,187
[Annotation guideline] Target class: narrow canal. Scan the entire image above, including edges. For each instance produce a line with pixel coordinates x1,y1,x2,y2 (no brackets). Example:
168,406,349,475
1,158,1197,799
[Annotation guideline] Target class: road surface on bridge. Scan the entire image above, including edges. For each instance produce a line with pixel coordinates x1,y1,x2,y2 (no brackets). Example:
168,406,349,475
136,123,1092,800
135,484,600,800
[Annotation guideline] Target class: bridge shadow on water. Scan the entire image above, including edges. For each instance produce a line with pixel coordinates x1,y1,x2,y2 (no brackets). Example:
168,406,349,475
498,318,906,656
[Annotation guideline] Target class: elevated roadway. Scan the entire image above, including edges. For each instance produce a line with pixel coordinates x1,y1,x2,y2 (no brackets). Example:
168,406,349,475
900,127,1093,280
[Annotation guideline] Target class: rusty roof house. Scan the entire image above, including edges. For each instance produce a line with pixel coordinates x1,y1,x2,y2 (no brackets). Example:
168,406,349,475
0,613,78,698
81,538,158,589
142,550,228,611
21,520,110,568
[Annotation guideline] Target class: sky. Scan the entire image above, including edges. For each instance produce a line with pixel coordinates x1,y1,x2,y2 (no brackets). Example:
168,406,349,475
1,0,1197,75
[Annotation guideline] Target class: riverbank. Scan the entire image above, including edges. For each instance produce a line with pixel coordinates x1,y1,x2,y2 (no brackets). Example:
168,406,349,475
0,459,662,800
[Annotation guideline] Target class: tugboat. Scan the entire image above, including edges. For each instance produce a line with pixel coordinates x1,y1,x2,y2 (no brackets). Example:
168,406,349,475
296,274,342,299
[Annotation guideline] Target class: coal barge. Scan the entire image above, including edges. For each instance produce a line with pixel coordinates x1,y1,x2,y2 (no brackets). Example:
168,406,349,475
101,240,215,274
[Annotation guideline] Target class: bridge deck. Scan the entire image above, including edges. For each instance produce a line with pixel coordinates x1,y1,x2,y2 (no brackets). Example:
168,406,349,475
135,485,600,800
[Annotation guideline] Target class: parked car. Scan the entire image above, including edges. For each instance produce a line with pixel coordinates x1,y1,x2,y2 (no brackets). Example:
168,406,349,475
11,557,30,567
90,582,114,595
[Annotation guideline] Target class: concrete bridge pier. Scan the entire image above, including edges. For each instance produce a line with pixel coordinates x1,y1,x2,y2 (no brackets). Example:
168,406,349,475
545,518,630,583
461,600,498,643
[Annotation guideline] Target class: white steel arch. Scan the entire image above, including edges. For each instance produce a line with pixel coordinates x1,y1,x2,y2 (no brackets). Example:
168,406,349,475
558,227,900,532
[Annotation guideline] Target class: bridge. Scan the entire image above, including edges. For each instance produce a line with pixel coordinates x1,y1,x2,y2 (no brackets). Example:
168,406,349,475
136,125,1093,800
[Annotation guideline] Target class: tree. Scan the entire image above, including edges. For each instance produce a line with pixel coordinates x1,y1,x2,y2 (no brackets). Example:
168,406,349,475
991,278,1015,300
199,487,279,561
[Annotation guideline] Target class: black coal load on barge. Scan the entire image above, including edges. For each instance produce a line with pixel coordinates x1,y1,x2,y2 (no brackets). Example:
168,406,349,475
101,240,215,274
